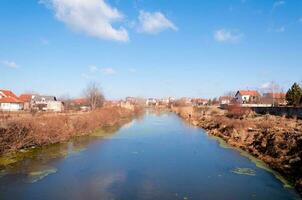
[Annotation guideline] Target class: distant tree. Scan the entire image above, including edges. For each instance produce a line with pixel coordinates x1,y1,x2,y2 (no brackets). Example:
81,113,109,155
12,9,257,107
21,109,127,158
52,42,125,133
83,82,105,110
286,83,302,106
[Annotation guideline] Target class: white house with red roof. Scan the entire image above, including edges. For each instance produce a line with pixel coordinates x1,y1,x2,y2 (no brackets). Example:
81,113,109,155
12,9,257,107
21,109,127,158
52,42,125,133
0,89,23,111
235,90,261,104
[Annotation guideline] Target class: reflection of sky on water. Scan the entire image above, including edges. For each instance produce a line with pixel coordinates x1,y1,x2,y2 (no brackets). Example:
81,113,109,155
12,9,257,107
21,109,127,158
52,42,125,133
0,113,300,200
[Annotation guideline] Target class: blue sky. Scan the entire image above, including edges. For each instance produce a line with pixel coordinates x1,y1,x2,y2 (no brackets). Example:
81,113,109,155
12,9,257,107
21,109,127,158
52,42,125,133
1,0,302,99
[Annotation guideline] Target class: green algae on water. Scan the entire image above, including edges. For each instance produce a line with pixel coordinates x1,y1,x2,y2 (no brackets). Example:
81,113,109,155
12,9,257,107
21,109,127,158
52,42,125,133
26,167,57,183
208,134,293,188
231,167,256,176
0,156,19,166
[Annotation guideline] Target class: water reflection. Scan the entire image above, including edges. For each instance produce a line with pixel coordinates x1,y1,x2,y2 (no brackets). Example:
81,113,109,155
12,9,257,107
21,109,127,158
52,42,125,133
0,113,300,200
0,123,125,184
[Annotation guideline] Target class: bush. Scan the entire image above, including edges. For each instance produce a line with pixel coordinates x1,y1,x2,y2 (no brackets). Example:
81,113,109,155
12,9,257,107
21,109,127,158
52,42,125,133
226,104,251,119
0,106,139,154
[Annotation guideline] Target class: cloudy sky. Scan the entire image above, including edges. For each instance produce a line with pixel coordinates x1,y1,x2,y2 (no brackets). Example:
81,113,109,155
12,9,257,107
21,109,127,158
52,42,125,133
1,0,302,99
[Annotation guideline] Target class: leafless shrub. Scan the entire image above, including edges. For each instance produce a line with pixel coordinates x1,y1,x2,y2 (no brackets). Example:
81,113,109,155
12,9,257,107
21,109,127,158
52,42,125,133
226,104,252,119
83,82,105,110
0,106,140,154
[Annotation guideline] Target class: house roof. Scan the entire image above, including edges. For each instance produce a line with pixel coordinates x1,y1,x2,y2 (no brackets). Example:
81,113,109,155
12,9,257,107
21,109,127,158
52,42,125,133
237,90,261,96
19,94,33,102
73,98,88,105
0,90,18,98
264,93,286,99
0,90,23,103
32,95,57,102
219,96,232,101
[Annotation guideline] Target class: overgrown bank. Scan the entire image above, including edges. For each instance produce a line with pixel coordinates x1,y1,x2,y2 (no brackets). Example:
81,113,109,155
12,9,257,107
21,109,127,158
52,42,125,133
173,106,302,195
0,106,143,155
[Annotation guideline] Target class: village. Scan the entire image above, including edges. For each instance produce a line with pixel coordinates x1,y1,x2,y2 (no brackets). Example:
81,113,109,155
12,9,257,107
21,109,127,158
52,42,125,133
1,82,299,116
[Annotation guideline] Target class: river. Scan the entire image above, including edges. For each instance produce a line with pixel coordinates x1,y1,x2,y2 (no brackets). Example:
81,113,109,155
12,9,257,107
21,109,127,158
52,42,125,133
0,112,300,200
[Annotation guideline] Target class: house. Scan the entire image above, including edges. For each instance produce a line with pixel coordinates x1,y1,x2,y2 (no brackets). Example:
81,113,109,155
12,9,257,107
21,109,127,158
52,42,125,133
0,90,23,111
32,95,64,112
235,90,261,104
146,98,157,106
219,96,232,105
125,97,137,104
72,98,88,106
19,94,34,110
174,97,192,106
191,98,208,106
262,93,287,106
120,101,135,110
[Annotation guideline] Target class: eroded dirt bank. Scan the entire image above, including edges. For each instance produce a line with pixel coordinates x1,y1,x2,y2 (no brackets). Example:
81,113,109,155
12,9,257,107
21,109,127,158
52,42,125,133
0,106,143,155
173,106,302,195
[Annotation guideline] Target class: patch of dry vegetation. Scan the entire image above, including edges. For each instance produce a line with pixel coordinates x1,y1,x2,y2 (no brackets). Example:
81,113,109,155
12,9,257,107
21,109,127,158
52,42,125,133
0,106,143,154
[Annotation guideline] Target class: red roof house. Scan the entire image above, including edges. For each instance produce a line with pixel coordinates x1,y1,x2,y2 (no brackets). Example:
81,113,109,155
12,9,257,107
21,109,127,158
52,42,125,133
0,89,23,111
19,94,33,102
235,90,261,104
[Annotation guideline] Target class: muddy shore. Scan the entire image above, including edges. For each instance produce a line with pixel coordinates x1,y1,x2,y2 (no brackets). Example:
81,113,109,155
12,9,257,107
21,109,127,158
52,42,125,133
172,106,302,195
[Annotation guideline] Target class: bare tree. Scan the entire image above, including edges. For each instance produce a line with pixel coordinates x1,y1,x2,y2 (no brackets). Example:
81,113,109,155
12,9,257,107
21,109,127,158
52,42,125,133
83,82,105,110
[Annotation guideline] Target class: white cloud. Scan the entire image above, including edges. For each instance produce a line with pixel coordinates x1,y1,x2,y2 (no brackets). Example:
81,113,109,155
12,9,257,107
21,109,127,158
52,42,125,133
261,81,280,91
101,67,116,75
88,65,116,74
261,82,271,89
1,60,19,68
273,1,285,9
137,10,178,34
214,29,243,43
41,0,129,42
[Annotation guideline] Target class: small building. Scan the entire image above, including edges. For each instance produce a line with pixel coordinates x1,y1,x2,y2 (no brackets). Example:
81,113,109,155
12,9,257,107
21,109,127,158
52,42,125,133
32,95,64,112
125,97,137,104
219,96,232,105
0,90,23,111
120,101,135,110
235,90,261,104
191,98,208,106
262,93,287,106
146,98,157,106
19,94,34,110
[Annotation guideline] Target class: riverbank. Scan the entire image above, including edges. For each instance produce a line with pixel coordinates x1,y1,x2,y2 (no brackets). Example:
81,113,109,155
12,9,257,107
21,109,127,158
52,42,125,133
172,105,302,195
0,106,143,155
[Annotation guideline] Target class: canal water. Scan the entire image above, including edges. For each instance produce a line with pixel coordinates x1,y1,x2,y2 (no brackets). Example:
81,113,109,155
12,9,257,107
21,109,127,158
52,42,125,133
0,112,300,200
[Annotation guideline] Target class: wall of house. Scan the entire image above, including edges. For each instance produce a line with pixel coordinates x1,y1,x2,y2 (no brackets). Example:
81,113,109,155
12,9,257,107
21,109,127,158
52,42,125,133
0,103,23,111
235,94,250,103
46,101,64,112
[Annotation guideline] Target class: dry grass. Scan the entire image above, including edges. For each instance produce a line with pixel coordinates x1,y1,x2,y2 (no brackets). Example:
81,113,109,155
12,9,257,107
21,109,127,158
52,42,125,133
0,106,142,154
226,104,252,119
